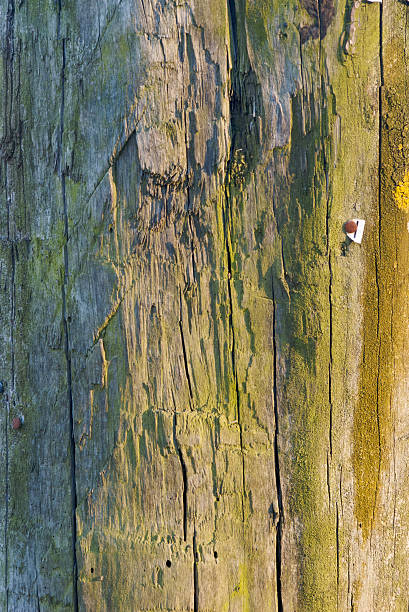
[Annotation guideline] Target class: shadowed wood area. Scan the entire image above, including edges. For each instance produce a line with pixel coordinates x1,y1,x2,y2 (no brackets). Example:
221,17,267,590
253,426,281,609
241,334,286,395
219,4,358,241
1,1,409,610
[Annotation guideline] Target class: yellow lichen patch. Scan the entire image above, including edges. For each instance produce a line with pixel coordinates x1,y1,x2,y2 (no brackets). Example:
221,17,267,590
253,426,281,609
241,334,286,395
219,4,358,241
394,171,409,211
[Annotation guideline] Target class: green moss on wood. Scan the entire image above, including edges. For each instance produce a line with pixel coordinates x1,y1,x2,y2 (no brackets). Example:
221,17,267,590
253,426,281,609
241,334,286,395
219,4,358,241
353,36,406,542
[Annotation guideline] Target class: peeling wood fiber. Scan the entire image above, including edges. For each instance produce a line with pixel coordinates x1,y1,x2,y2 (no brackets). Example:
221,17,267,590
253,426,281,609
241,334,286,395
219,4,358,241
1,1,409,611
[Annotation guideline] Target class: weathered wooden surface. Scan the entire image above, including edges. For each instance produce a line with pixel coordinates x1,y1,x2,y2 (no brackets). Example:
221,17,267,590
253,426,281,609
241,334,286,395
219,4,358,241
1,0,409,610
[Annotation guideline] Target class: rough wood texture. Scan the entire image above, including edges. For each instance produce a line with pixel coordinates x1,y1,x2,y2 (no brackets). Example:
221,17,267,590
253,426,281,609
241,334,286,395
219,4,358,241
1,0,408,610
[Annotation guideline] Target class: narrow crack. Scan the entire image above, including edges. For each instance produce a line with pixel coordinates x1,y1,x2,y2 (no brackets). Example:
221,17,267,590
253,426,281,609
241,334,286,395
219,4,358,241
375,251,380,340
179,446,188,542
10,243,15,391
272,280,284,612
339,466,344,517
317,0,322,65
372,0,384,536
193,526,199,612
299,34,306,120
179,321,193,401
3,190,15,612
182,108,196,284
377,0,383,352
321,70,334,467
180,32,196,287
224,225,246,523
3,3,16,609
188,215,196,284
326,451,331,507
2,0,15,163
36,583,40,612
225,0,246,525
57,14,79,610
172,402,188,542
178,302,193,404
5,242,16,612
227,0,238,65
328,251,333,458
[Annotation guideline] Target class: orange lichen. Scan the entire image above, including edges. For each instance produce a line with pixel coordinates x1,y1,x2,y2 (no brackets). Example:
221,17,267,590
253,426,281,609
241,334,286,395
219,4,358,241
394,171,409,212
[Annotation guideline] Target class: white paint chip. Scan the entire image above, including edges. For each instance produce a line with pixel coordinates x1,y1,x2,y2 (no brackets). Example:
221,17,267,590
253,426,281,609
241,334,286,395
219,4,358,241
347,219,366,244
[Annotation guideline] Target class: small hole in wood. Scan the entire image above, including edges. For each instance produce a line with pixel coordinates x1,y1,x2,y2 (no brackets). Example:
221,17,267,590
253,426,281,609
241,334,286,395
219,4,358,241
214,551,218,559
166,560,171,568
90,568,94,574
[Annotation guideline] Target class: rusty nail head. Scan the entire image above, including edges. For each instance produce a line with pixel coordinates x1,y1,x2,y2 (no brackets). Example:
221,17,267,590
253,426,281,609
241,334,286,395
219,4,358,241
345,220,358,234
12,417,22,430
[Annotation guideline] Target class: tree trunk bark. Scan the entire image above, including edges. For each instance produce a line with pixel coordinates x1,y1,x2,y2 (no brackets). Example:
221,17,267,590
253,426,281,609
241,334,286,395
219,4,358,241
1,0,408,610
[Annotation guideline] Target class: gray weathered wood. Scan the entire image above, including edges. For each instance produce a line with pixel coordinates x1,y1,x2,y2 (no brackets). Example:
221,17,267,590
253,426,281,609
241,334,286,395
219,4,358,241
1,0,409,610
